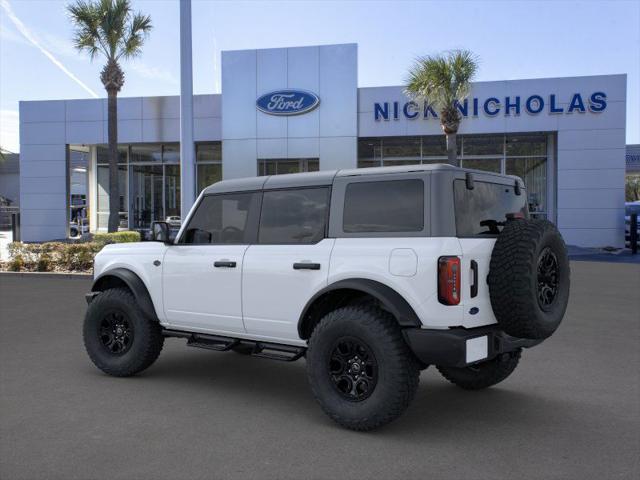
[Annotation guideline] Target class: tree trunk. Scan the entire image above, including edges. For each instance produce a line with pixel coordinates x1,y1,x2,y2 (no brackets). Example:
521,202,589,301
446,132,459,167
107,90,119,233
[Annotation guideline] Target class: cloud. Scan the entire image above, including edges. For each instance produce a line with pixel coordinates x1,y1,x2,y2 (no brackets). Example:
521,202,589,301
129,62,179,85
0,0,99,98
0,110,19,153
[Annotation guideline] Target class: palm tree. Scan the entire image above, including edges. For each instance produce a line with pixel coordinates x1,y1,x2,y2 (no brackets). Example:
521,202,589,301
405,50,478,167
68,0,152,232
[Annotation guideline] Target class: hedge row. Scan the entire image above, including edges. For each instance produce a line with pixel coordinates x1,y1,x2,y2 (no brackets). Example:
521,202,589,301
2,231,141,273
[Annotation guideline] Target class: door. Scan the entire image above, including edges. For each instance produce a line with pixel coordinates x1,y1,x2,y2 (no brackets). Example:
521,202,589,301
162,191,261,334
242,187,333,342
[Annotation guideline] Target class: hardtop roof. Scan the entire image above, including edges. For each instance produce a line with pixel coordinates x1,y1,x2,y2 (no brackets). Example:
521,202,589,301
202,163,520,195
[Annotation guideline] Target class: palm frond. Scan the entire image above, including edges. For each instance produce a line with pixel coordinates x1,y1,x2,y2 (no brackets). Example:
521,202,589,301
405,49,479,113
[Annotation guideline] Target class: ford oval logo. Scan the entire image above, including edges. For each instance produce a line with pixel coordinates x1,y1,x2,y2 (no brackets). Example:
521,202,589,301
256,90,320,116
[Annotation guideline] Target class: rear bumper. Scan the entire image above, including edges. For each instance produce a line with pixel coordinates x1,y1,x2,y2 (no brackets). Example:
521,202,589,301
403,325,542,368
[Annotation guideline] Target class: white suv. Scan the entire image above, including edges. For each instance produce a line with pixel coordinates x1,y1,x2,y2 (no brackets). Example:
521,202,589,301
84,164,570,431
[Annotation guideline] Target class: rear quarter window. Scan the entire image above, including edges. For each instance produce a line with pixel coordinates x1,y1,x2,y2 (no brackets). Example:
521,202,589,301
343,179,424,233
454,180,528,236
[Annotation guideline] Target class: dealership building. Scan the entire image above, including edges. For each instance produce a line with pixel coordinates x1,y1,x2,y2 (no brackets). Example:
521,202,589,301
19,43,627,246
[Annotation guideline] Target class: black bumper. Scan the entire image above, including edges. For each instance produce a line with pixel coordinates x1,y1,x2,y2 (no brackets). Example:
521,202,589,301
403,325,542,368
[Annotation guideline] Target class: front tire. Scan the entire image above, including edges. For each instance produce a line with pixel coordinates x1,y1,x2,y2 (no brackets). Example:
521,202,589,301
437,349,521,390
306,305,420,431
83,288,164,377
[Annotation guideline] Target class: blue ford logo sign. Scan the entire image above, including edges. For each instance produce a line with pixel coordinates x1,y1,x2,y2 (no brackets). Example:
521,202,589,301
256,90,320,116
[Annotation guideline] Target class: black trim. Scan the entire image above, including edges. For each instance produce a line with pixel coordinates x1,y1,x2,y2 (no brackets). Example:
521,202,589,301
403,325,542,368
298,278,422,338
214,260,237,268
470,260,479,298
91,268,158,321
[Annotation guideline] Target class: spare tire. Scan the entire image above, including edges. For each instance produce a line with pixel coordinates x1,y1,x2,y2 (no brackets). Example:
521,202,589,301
488,219,570,340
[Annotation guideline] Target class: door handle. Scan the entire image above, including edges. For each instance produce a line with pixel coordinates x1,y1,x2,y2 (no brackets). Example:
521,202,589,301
470,260,478,298
214,260,236,268
293,262,321,270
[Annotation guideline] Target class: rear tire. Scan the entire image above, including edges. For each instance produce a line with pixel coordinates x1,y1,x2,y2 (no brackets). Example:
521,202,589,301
488,219,570,340
437,349,521,390
83,288,164,377
306,305,420,431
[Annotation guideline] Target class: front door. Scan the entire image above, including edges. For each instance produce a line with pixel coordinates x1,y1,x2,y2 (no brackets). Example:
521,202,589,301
242,187,332,342
162,191,261,335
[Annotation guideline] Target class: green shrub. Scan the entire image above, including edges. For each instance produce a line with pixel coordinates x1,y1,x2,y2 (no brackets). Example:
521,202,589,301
36,253,52,272
94,231,140,246
8,254,24,272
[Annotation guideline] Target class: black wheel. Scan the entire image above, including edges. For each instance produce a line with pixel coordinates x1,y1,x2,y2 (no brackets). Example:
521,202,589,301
488,219,570,340
83,288,164,377
306,305,420,431
437,349,521,390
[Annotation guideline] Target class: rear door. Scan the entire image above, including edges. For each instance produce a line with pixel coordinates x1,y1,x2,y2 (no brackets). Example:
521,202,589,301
242,187,333,342
454,178,528,328
162,192,261,334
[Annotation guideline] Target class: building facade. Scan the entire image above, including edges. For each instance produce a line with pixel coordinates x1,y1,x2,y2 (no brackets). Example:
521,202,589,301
19,43,627,246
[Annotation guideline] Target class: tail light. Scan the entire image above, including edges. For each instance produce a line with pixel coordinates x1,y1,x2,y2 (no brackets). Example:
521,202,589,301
438,256,461,305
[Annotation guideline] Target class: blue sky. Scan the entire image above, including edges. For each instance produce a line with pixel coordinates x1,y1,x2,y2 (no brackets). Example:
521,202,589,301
1,0,638,152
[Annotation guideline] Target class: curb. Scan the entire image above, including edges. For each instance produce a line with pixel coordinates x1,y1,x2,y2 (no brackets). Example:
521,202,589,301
0,271,92,280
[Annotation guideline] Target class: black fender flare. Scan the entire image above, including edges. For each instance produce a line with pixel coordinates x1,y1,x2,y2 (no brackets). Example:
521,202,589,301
91,268,158,321
297,278,422,338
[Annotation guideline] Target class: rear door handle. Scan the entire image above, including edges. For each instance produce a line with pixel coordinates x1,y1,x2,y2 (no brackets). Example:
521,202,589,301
214,260,236,268
470,260,478,298
293,262,321,270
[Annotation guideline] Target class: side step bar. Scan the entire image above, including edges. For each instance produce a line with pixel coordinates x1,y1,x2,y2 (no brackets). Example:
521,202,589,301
163,329,306,362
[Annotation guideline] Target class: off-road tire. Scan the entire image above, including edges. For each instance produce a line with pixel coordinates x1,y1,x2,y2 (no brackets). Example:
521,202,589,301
83,288,164,377
437,349,521,390
306,305,420,431
488,219,570,340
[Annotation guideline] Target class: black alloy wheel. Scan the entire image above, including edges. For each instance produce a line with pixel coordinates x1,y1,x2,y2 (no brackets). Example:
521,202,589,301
99,310,134,355
537,247,559,310
328,337,378,401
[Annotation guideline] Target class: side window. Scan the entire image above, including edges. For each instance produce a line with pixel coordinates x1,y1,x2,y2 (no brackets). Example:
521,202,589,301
259,188,330,244
181,192,260,244
343,179,424,233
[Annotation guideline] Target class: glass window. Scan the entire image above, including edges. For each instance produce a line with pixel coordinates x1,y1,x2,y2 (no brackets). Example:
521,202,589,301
196,143,222,162
197,163,222,194
181,193,260,244
506,157,547,215
506,134,547,156
162,144,180,163
343,180,424,233
259,188,329,244
358,138,381,166
421,136,448,157
257,158,318,176
97,145,127,164
164,164,181,220
130,144,162,163
130,164,163,229
463,135,503,156
382,136,421,161
97,164,128,229
461,158,502,173
454,180,528,236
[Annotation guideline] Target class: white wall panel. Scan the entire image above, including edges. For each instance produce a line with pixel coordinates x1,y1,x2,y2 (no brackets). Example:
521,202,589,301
557,188,624,209
288,137,319,158
66,99,103,122
557,209,624,230
222,49,257,139
319,44,357,137
142,96,179,119
320,137,357,171
222,139,257,179
256,138,287,159
66,121,103,144
20,100,65,123
19,144,66,162
287,46,320,138
194,94,221,118
20,122,65,145
558,168,625,190
194,117,222,142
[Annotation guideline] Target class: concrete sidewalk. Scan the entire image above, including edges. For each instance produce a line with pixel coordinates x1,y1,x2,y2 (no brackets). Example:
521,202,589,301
1,261,639,480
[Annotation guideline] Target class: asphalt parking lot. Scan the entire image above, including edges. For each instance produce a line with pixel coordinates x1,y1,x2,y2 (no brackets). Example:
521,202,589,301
1,261,639,480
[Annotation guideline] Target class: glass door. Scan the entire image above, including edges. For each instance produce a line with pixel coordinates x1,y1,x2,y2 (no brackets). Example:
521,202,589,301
130,164,163,230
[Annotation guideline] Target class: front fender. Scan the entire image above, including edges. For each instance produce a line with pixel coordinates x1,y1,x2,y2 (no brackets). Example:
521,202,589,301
91,268,158,321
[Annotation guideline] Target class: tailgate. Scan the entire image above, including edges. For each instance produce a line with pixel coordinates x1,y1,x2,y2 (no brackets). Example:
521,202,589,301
458,238,499,328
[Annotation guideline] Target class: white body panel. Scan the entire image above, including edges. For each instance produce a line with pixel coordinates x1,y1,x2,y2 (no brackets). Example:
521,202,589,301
162,245,248,334
242,239,335,342
93,242,168,322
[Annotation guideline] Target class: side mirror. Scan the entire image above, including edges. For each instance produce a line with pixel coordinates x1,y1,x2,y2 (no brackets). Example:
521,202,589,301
151,221,171,244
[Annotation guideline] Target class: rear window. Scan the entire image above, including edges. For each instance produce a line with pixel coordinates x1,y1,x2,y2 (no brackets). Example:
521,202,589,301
343,179,424,233
454,180,528,236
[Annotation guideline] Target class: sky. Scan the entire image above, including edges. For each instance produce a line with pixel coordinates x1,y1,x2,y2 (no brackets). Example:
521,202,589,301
0,0,638,153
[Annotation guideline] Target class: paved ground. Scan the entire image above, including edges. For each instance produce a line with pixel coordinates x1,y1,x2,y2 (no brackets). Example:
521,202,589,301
1,261,639,480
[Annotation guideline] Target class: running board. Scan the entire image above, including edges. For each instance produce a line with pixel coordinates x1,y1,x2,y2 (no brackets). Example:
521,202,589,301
163,329,306,362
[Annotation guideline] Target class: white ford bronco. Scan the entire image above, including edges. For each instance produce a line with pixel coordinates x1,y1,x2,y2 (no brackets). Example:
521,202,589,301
84,164,570,431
